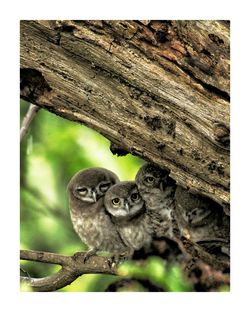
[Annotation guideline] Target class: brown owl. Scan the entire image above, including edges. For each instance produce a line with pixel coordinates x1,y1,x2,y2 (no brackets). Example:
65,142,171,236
67,168,129,261
174,185,230,257
135,163,177,239
104,181,152,256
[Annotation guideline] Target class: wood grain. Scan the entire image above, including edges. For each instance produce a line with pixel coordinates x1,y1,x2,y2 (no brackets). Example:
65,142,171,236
20,20,230,210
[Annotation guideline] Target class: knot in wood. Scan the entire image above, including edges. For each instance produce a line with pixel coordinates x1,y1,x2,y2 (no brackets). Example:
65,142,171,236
214,124,229,139
213,123,230,149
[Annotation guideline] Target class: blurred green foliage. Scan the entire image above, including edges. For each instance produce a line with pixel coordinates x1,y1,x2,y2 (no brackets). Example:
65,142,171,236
218,285,230,292
118,257,192,292
20,99,192,292
20,99,143,291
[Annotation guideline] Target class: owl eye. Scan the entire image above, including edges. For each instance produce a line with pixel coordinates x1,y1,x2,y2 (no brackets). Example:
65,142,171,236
76,187,88,195
131,193,140,201
99,182,111,193
145,176,155,184
112,198,120,206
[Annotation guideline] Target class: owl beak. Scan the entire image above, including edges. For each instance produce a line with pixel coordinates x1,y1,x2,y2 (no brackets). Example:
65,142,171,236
159,181,166,192
91,190,97,202
124,202,130,212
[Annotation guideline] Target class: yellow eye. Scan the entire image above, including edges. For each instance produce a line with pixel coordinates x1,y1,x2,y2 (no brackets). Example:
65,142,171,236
131,193,140,201
145,176,154,184
112,198,120,205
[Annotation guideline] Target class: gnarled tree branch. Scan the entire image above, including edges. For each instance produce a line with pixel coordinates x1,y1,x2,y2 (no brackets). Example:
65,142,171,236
20,237,229,292
20,20,230,210
20,249,116,292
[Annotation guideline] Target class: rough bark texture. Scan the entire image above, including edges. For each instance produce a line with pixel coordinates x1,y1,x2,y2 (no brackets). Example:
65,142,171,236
20,20,230,211
20,250,116,291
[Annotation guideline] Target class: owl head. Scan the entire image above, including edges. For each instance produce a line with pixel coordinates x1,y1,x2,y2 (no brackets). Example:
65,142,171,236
104,181,145,220
175,186,218,225
135,163,175,194
67,167,120,204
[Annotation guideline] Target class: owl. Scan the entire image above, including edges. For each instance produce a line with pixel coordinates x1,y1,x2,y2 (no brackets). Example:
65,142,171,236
174,185,230,257
67,167,129,261
135,163,176,239
104,181,152,255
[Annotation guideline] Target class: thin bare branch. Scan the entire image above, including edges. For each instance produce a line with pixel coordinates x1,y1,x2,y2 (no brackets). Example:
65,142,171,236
20,249,117,292
20,103,40,141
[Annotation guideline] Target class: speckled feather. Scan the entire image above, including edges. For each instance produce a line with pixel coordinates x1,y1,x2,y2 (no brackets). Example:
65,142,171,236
116,212,152,251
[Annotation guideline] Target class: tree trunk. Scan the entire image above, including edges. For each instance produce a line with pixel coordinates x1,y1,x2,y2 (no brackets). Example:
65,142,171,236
20,20,230,212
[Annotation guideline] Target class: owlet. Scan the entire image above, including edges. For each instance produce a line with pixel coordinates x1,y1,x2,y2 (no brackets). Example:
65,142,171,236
104,181,152,256
135,163,176,238
67,167,129,260
174,185,230,257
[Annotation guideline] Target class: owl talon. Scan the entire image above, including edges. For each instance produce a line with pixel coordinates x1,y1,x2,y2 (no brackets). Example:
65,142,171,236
82,249,98,263
73,252,86,262
73,250,97,263
108,251,132,267
111,254,123,265
119,250,134,262
106,256,120,268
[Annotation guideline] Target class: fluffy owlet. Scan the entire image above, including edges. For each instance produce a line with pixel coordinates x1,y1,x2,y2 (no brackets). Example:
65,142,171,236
174,185,230,257
104,181,152,256
135,163,176,239
67,167,129,260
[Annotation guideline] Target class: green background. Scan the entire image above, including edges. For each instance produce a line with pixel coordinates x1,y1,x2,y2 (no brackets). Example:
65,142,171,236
20,99,221,292
20,99,144,291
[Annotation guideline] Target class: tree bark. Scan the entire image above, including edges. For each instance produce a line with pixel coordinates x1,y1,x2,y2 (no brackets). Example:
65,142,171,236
20,250,116,291
20,20,230,211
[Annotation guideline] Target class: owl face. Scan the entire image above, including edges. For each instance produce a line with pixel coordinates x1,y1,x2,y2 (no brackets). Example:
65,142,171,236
135,163,173,194
183,206,213,225
67,167,119,204
175,186,217,226
104,182,145,219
